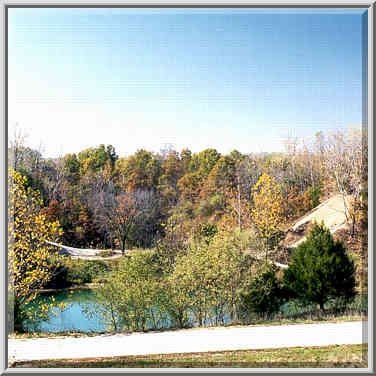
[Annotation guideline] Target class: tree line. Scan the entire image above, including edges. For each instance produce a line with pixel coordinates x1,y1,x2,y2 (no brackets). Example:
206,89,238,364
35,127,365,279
8,126,367,255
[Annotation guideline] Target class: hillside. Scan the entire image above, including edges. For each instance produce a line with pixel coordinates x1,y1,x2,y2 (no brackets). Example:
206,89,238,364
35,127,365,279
284,194,351,249
271,194,355,269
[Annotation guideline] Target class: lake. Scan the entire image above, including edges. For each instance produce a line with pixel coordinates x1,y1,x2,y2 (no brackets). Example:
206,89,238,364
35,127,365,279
24,288,364,334
24,288,231,333
25,289,108,333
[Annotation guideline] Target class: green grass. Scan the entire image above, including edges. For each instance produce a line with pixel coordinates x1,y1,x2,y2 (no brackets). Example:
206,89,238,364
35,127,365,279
46,255,124,289
11,344,367,368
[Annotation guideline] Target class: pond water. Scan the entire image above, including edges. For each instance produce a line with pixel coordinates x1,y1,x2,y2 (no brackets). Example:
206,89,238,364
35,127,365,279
25,289,108,333
25,288,361,334
24,288,232,333
23,289,298,334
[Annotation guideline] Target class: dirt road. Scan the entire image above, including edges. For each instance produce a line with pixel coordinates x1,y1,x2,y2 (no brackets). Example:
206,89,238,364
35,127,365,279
46,241,124,260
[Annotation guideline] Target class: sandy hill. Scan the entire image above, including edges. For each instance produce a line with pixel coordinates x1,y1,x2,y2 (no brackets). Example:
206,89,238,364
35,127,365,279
285,194,351,249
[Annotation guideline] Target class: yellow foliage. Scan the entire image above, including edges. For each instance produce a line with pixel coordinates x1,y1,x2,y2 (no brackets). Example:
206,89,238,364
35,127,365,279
8,168,63,304
251,173,284,240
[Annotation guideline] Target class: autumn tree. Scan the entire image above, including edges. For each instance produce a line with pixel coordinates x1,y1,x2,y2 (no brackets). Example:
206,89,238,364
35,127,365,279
8,123,28,171
75,204,102,247
200,155,236,201
177,171,202,202
96,190,136,253
323,128,365,236
180,148,192,170
193,157,231,222
78,144,118,176
95,186,158,253
8,169,63,331
251,173,285,261
41,199,64,223
158,150,184,209
176,149,219,204
187,148,221,177
221,186,252,231
117,149,162,192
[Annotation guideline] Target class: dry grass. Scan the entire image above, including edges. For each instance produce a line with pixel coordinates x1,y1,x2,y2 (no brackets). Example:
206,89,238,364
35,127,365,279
12,344,367,368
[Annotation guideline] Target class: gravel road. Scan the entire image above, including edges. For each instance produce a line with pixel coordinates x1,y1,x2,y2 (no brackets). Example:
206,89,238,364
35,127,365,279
46,241,124,260
9,321,366,362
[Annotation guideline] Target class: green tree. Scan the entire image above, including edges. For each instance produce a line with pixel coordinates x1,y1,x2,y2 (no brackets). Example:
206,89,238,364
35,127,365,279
96,251,165,332
240,265,286,317
78,144,118,176
283,222,356,310
62,153,81,184
188,148,221,177
169,231,252,326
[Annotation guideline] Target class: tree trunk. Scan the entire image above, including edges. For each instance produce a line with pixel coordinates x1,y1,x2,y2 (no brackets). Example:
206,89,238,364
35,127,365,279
121,236,126,255
237,175,242,231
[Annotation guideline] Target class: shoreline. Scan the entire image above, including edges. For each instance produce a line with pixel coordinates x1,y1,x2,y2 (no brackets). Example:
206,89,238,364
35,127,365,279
38,283,101,293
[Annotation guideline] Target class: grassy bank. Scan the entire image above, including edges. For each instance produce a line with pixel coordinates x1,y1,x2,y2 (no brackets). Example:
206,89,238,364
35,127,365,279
9,315,366,339
46,256,121,289
11,344,367,368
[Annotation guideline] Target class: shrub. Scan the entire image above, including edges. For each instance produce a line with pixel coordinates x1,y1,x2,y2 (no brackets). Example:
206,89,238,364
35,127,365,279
100,250,115,258
199,223,218,244
308,185,321,209
152,217,189,275
169,231,253,326
65,259,109,284
160,276,192,329
44,256,71,289
240,265,286,317
283,222,356,310
95,250,166,332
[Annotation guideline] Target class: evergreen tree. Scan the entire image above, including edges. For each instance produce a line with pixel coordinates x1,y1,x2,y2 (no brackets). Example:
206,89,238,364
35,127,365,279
283,222,356,310
241,265,286,316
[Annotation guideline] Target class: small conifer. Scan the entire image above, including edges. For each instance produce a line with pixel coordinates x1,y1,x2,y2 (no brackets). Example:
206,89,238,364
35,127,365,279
283,222,356,310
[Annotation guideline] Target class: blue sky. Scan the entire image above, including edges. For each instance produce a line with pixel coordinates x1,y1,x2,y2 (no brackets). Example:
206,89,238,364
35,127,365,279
8,8,366,157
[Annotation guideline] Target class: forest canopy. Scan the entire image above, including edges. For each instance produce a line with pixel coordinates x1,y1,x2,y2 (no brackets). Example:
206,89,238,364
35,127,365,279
8,127,366,253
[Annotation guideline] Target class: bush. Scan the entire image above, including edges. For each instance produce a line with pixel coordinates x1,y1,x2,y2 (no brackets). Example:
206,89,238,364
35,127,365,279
44,256,71,289
308,185,321,209
199,223,218,244
169,231,253,326
100,250,115,258
65,258,109,284
283,222,356,310
94,250,167,332
240,265,286,317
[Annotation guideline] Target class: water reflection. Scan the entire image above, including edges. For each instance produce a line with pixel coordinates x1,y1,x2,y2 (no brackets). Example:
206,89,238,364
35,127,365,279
26,289,107,333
